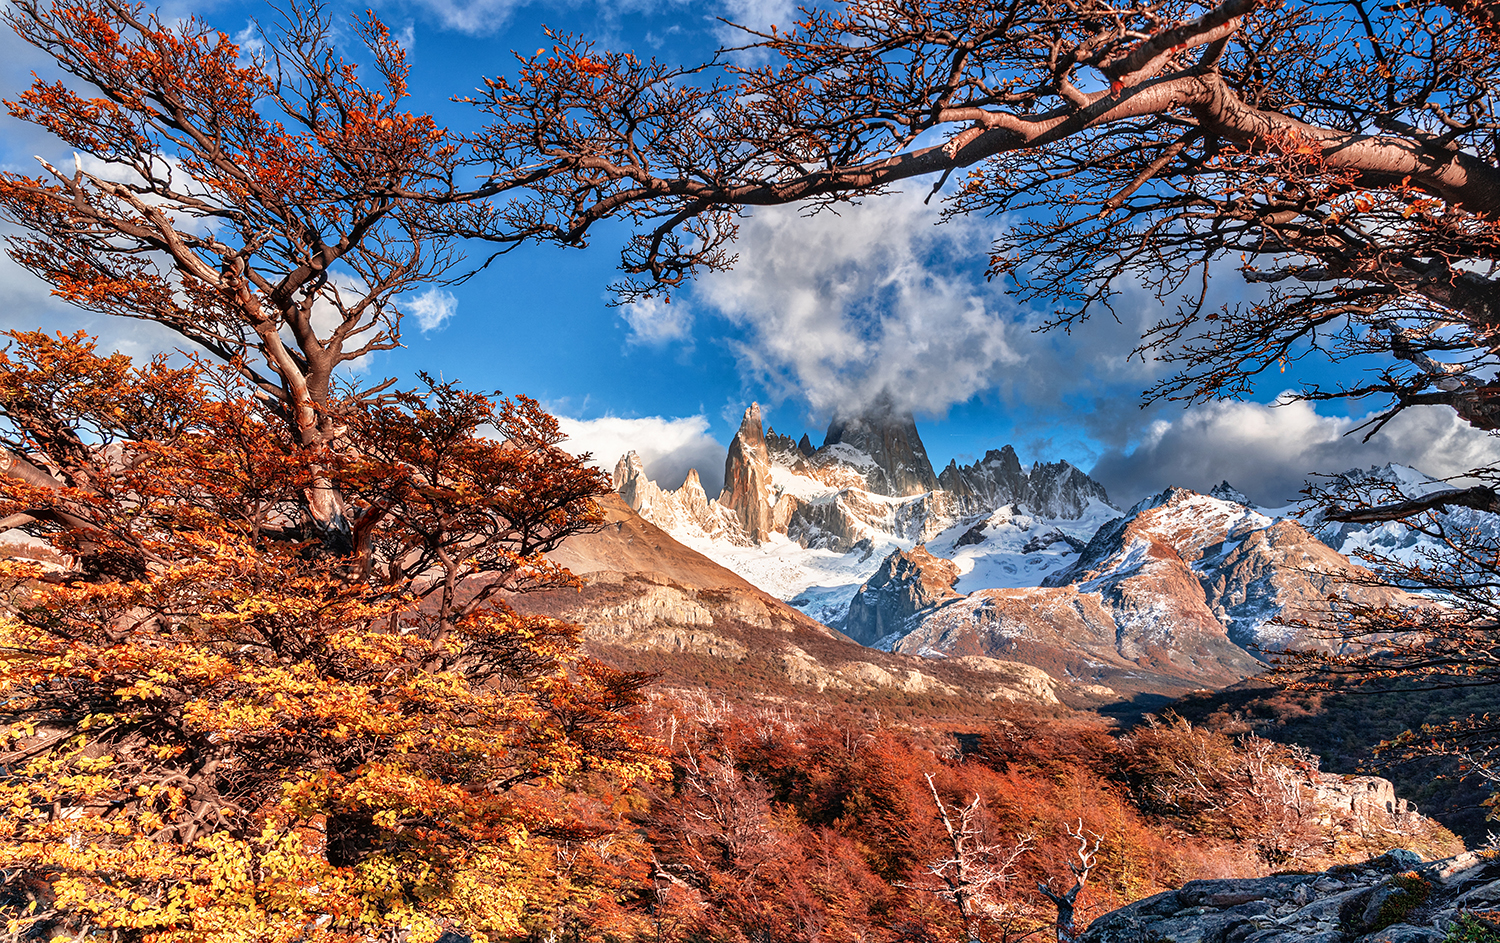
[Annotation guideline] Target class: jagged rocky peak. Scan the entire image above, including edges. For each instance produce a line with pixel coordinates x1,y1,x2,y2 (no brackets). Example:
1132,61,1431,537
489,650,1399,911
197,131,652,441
678,467,708,502
719,403,785,541
795,433,815,458
764,425,805,464
1209,480,1252,505
939,445,1112,520
1025,458,1111,519
820,392,939,497
612,450,747,545
613,451,655,511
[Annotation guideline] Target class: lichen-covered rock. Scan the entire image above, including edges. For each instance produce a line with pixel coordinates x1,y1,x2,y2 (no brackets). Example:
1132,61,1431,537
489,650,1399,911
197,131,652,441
1081,850,1500,943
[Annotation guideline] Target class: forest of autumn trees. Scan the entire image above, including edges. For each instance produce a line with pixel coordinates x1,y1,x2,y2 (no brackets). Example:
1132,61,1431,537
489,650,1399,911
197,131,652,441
0,0,1495,939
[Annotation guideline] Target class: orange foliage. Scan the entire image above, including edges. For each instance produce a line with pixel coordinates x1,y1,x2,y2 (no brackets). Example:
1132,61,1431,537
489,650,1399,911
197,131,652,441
0,332,664,942
629,701,1203,943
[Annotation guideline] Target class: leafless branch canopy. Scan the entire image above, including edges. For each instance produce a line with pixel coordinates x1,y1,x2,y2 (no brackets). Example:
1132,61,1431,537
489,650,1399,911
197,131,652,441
467,0,1500,431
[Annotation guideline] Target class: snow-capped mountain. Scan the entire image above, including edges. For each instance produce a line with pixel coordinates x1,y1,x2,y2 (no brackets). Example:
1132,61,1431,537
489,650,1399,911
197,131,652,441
609,407,1448,699
613,402,1113,628
870,487,1419,695
1305,463,1500,571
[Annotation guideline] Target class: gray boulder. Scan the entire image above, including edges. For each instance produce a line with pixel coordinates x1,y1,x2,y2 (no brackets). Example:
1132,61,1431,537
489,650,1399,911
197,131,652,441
1082,850,1500,943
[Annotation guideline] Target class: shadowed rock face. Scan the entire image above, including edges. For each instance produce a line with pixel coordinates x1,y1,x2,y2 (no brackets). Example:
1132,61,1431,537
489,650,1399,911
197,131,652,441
843,546,961,646
821,394,939,497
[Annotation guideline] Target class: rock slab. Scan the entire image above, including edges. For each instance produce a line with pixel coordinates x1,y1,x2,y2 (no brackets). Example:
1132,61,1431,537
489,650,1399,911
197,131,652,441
1082,849,1500,943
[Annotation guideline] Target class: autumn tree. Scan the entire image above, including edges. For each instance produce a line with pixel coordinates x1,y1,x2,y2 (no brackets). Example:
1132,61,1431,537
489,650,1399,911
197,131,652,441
1118,716,1327,868
0,1,673,938
0,0,623,549
468,0,1498,414
905,774,1034,943
0,331,663,942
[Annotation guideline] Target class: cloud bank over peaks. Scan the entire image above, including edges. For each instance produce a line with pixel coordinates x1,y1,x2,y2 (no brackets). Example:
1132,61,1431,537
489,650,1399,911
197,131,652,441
555,413,727,496
1090,398,1500,507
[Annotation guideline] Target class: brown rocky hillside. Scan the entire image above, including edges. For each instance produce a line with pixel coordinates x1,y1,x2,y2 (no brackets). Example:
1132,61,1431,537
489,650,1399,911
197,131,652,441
508,494,1068,713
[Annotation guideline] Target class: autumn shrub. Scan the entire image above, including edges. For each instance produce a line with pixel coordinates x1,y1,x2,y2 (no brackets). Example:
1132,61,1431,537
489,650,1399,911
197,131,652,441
1367,872,1433,933
1446,912,1500,942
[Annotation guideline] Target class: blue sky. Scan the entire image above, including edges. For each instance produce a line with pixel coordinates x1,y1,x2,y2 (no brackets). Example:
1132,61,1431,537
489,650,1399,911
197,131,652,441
2,0,1496,507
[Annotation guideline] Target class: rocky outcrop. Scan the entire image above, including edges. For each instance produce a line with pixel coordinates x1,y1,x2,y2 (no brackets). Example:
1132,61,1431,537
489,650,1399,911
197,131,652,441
614,452,745,544
1312,774,1424,825
1082,849,1500,943
938,445,1111,520
843,546,962,646
785,495,878,553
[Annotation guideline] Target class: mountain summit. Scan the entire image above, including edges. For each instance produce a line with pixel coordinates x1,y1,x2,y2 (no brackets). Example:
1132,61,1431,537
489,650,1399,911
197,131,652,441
621,402,1114,556
821,393,939,497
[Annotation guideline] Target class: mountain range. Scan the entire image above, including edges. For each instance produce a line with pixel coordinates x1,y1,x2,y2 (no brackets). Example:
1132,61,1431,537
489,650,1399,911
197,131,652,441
601,401,1440,701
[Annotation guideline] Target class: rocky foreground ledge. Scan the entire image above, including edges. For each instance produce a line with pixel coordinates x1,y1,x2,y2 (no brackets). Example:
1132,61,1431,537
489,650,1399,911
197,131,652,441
1082,849,1500,943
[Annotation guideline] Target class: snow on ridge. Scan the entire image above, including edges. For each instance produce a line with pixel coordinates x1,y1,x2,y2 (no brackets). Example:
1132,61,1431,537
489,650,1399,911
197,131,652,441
923,500,1120,594
1308,463,1499,570
814,442,879,472
768,462,839,501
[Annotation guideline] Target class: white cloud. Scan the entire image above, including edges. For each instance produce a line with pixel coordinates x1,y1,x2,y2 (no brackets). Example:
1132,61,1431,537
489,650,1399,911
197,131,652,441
1089,398,1500,507
405,287,459,333
0,234,193,363
620,295,693,346
696,190,1034,418
407,0,690,36
712,0,797,62
397,0,516,36
232,22,266,63
556,413,727,495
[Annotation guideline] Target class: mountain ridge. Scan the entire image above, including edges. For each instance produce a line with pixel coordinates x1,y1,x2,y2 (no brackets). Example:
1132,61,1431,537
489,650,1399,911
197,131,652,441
608,405,1460,701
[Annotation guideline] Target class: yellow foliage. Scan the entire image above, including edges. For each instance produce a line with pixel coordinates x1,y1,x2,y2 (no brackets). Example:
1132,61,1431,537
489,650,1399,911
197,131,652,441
0,333,666,941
